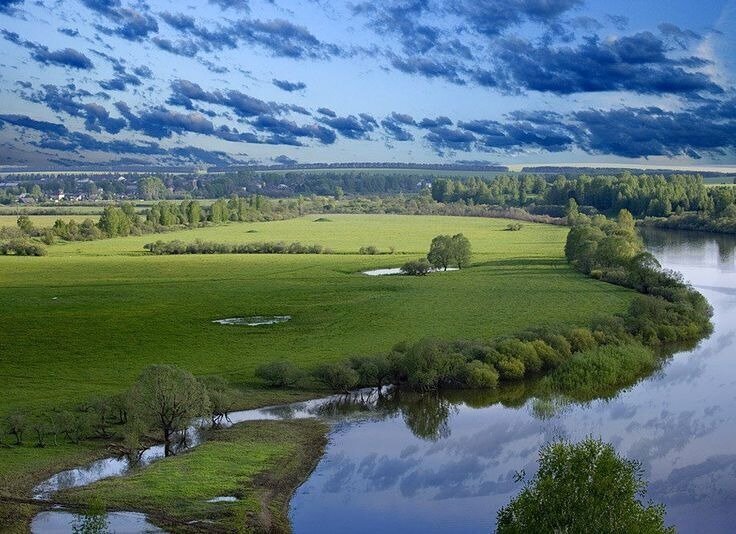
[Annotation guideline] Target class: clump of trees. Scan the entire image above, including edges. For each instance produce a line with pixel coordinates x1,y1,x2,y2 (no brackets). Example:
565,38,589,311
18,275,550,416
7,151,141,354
497,438,673,533
1,365,237,459
144,239,329,255
401,259,432,276
0,238,47,256
427,233,472,270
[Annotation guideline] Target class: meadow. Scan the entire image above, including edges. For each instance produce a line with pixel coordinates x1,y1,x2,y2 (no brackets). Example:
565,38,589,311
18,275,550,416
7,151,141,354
0,213,638,530
0,214,633,416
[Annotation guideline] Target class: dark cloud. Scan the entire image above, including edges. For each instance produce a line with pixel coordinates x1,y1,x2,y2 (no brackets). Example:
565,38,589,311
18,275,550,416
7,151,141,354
493,34,721,95
381,117,414,142
59,28,80,37
424,126,476,153
419,116,453,128
81,0,158,41
273,79,307,92
274,154,297,165
157,13,342,60
317,107,337,118
0,0,23,14
168,79,282,117
573,104,736,158
391,55,465,84
251,115,337,145
0,113,69,136
26,84,126,134
114,102,215,139
319,114,376,140
2,30,95,70
606,14,629,31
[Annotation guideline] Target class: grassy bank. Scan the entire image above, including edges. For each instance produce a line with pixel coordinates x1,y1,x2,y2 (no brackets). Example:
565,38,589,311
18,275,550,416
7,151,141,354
58,419,328,533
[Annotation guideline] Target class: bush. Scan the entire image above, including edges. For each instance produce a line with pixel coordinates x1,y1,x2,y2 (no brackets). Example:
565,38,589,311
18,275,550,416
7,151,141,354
496,339,542,374
359,245,380,255
505,222,523,231
566,328,598,353
255,361,303,387
401,258,432,276
496,357,526,380
0,239,47,256
349,355,393,388
313,362,360,392
465,360,499,388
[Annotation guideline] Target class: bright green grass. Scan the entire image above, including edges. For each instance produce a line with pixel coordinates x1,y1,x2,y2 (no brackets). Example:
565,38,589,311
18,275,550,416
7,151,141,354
44,213,569,257
0,215,634,417
59,420,328,532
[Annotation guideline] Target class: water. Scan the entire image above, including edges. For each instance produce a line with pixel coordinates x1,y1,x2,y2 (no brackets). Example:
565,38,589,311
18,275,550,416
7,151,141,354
31,510,163,533
32,229,736,533
290,228,736,533
363,267,459,276
212,315,291,326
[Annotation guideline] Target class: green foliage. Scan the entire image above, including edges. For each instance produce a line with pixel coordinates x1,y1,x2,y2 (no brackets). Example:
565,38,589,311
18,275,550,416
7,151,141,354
401,258,432,275
348,355,393,388
465,360,499,388
72,494,108,534
451,233,472,268
497,437,673,534
565,328,597,353
505,222,523,231
427,234,454,270
254,361,304,388
359,245,380,255
144,239,328,255
547,344,656,400
313,362,360,392
137,176,167,200
495,357,526,381
126,365,210,455
0,238,47,256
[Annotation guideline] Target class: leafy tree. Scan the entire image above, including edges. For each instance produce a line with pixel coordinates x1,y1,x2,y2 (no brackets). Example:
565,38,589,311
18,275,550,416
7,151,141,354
497,438,672,534
126,365,210,456
427,234,453,271
255,361,304,387
451,233,472,269
313,362,360,392
401,258,432,275
16,215,34,234
97,206,131,237
5,410,28,445
138,176,167,200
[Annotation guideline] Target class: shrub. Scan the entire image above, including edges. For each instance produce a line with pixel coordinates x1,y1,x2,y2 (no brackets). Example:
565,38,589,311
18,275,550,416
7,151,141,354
496,357,526,380
566,327,598,353
465,360,499,389
529,339,564,370
0,239,47,256
496,339,542,374
359,245,380,255
401,258,432,276
255,360,303,387
505,222,523,231
313,363,360,392
349,355,393,388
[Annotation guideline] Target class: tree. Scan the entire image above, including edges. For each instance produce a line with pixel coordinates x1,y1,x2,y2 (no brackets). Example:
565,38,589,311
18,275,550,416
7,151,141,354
138,176,167,200
427,234,453,271
451,233,472,269
565,198,580,225
496,438,673,534
16,215,34,234
97,206,131,237
127,365,210,456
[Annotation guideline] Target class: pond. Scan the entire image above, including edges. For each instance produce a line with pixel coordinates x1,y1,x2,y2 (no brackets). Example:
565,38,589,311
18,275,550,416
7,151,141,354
31,228,736,533
363,267,459,276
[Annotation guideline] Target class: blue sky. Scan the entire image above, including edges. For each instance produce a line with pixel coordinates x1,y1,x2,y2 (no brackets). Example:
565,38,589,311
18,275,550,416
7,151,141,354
0,0,735,168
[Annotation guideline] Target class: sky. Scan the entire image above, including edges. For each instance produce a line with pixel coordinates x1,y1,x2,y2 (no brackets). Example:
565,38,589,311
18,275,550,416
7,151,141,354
0,0,735,168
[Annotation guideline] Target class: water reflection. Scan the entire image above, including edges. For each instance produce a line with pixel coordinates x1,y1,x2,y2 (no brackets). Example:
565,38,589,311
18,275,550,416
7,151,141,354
290,229,736,534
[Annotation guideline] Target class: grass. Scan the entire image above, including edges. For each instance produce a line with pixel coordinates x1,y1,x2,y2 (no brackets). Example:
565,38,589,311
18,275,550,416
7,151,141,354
58,420,328,533
0,213,635,527
0,214,100,227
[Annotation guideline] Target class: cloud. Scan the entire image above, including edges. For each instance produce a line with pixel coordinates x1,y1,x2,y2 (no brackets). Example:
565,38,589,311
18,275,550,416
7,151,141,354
273,79,307,92
2,30,94,69
209,0,249,11
317,107,337,118
115,102,215,138
0,0,23,14
81,0,158,41
274,154,297,165
658,22,701,49
26,84,127,134
492,34,721,95
319,114,376,139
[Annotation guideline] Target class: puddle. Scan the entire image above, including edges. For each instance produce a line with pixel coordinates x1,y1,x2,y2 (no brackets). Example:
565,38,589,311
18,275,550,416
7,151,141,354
31,510,164,533
206,496,239,503
212,316,291,326
362,267,459,276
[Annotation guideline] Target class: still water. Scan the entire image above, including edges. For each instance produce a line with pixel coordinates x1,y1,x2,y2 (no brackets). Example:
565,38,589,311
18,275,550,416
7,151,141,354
290,228,736,533
32,229,736,533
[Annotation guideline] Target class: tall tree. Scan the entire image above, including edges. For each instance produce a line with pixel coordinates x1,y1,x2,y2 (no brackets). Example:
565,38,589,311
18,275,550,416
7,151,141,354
451,233,472,269
127,365,210,456
427,235,454,271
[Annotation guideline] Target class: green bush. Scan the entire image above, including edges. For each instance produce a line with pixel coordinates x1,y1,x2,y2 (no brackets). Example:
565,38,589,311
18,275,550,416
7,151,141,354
401,258,432,276
496,357,526,380
313,362,360,392
465,361,499,388
254,361,304,387
566,327,597,353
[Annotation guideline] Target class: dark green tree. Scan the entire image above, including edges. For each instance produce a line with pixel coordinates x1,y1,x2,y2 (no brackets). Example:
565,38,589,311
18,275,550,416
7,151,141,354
497,438,673,534
427,234,453,271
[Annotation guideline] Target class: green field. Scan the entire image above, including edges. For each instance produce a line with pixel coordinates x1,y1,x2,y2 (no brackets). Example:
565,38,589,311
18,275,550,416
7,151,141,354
0,213,637,530
0,214,633,416
0,214,101,227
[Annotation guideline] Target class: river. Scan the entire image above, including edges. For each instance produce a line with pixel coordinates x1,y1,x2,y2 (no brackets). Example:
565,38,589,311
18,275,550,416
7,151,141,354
289,228,736,533
31,229,736,533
